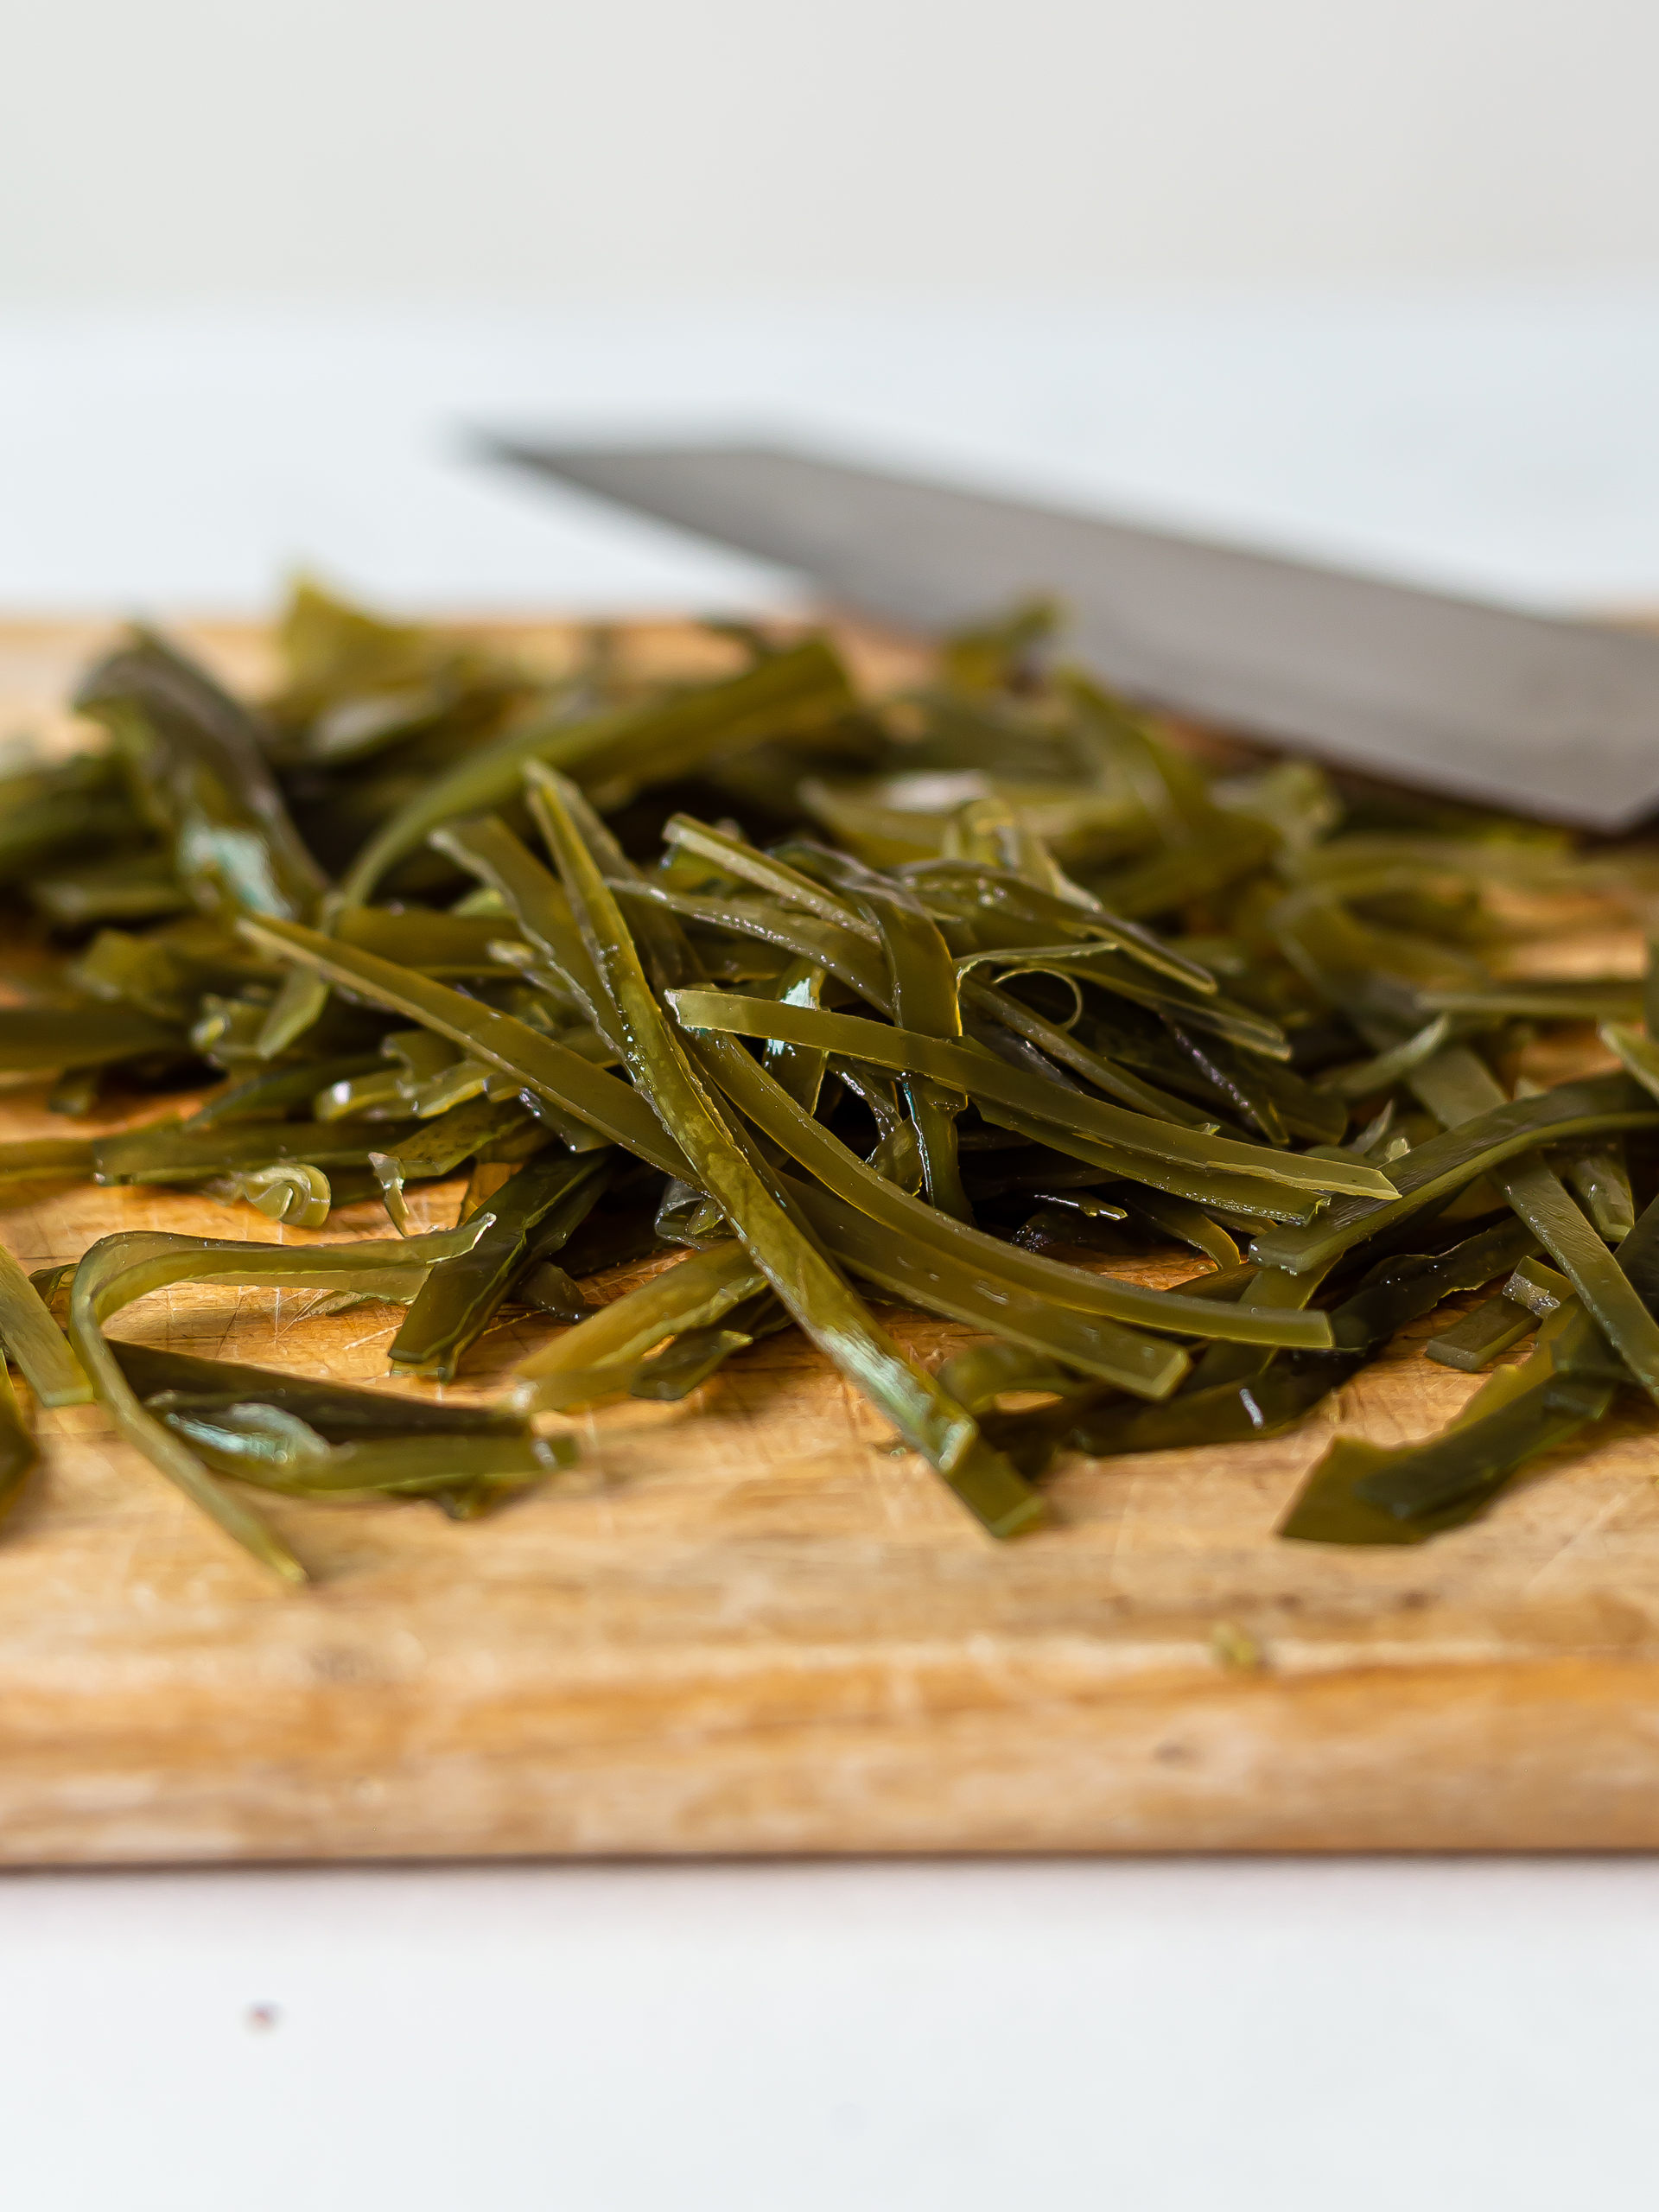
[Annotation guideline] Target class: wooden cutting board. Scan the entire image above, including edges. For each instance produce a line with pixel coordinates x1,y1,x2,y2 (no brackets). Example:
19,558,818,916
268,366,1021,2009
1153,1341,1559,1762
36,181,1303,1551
4,614,1659,1865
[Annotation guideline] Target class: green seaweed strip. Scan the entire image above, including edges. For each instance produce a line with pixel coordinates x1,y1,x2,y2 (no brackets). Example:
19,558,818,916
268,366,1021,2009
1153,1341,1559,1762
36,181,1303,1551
1601,1021,1659,1104
69,1220,489,1580
670,992,1394,1199
782,1174,1186,1393
1351,1312,1614,1523
110,1339,529,1436
967,1097,1325,1224
1072,1349,1367,1459
1114,1188,1239,1268
1250,1073,1659,1275
94,1118,421,1187
529,770,1044,1537
1319,1014,1453,1100
337,638,854,908
0,1138,96,1184
1424,1291,1541,1371
0,1363,40,1529
663,813,879,939
514,1242,766,1408
692,1029,1335,1352
183,1054,382,1128
0,1238,91,1406
612,880,889,1004
1408,1046,1659,1409
390,1151,610,1381
430,816,621,1043
74,628,327,924
1491,1154,1659,1405
0,1006,185,1071
237,917,696,1180
1562,1141,1635,1243
858,879,972,1219
153,1411,561,1498
933,1339,1088,1415
961,976,1218,1128
1181,1264,1332,1394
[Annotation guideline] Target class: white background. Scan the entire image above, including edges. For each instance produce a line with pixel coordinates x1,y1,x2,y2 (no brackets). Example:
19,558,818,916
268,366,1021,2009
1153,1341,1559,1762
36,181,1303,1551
8,1856,1659,2212
6,0,1659,298
7,10,1659,2209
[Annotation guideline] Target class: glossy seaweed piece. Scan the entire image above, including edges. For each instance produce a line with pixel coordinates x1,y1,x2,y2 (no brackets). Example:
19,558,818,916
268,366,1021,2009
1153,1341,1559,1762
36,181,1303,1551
1251,1073,1659,1274
75,628,328,924
691,1028,1335,1353
336,639,855,908
1071,1346,1368,1459
0,1005,187,1071
1424,1289,1541,1371
629,1289,791,1402
71,1221,491,1578
670,992,1394,1202
389,1150,612,1381
0,753,142,882
238,916,696,1181
0,1363,39,1533
1285,1186,1659,1541
109,1339,528,1439
527,767,1046,1537
93,1117,422,1187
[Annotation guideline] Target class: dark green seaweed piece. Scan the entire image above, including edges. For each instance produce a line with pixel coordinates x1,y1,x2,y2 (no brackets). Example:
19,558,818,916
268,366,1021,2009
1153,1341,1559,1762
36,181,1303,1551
855,876,971,1218
110,1338,528,1436
515,1241,766,1408
70,1220,491,1578
693,1028,1335,1353
0,1240,91,1406
1279,1436,1489,1545
961,976,1218,1128
1251,1073,1659,1274
146,1396,567,1499
933,1338,1090,1415
0,1005,186,1071
183,1054,383,1128
1561,1140,1636,1243
238,915,696,1180
336,638,855,908
0,1137,96,1185
1422,981,1644,1022
389,1151,611,1380
663,813,878,939
334,907,529,976
784,1174,1187,1391
527,768,1045,1537
93,1117,421,1187
1325,1214,1541,1351
1110,1188,1238,1268
257,638,846,1052
0,753,140,882
670,992,1394,1200
966,1096,1326,1224
1351,1309,1614,1524
629,1289,791,1402
24,849,192,928
0,1363,39,1531
1503,1255,1573,1318
1071,1348,1368,1459
75,627,327,923
1424,1290,1541,1371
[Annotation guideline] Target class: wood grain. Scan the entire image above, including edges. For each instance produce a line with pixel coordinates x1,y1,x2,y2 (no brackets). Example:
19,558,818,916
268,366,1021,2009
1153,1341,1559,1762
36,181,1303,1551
3,616,1659,1864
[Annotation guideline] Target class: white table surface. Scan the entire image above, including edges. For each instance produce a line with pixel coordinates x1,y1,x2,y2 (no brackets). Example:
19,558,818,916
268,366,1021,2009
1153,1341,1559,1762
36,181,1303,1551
4,295,1658,2210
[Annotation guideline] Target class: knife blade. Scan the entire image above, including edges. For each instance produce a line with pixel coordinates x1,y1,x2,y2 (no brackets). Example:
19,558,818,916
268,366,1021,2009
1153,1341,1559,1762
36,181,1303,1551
485,437,1659,832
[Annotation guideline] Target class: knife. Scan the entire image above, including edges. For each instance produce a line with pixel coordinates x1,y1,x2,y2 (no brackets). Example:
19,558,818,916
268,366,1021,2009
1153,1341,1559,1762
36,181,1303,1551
485,437,1659,833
